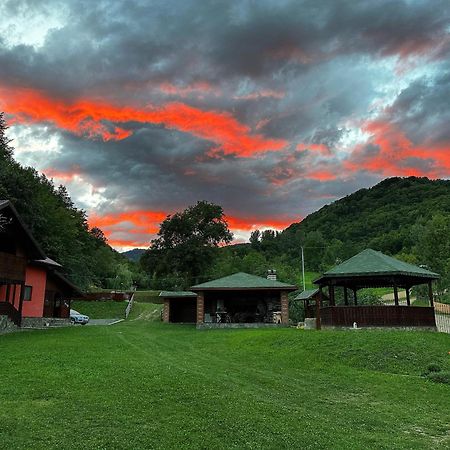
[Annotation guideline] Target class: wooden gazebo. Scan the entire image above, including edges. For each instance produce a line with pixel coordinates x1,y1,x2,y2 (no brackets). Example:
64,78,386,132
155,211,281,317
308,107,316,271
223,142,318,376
313,249,439,329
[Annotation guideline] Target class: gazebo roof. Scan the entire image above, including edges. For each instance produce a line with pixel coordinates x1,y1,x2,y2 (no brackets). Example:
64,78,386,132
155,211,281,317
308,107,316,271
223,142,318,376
314,249,439,285
294,289,319,300
191,272,297,291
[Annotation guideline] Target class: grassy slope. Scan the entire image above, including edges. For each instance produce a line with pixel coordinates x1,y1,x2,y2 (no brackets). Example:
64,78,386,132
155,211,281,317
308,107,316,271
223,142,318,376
0,311,449,449
71,300,128,319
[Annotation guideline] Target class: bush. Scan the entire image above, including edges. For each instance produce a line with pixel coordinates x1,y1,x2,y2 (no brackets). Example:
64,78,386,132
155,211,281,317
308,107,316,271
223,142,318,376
426,371,450,385
426,363,442,373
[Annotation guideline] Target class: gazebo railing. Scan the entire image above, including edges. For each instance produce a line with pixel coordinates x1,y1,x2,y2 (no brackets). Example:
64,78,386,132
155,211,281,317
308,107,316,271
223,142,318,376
321,305,436,327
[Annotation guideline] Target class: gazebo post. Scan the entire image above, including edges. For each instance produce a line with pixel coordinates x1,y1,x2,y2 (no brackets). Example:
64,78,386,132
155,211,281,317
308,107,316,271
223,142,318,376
405,287,411,306
329,285,335,306
428,281,434,307
316,286,322,330
344,287,348,305
393,283,399,306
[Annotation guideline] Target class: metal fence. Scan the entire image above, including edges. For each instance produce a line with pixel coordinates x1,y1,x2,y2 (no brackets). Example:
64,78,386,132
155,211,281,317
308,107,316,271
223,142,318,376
434,302,450,333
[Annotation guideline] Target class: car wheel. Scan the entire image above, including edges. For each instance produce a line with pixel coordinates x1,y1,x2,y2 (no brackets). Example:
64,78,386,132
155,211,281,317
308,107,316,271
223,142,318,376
70,318,75,324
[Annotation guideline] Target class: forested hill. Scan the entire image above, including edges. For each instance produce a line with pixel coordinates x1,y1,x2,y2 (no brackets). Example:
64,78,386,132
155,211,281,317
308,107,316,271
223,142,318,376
0,113,142,290
284,177,450,255
206,176,450,288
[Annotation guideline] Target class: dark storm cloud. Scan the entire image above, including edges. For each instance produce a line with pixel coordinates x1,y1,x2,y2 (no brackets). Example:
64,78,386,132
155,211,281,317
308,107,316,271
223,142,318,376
2,0,450,247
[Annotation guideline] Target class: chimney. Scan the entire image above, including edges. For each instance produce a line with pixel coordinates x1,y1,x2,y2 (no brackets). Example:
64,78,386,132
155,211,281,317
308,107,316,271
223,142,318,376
267,269,277,281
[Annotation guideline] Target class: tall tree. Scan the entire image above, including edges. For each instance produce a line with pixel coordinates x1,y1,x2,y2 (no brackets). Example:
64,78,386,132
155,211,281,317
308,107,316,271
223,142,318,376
142,201,233,287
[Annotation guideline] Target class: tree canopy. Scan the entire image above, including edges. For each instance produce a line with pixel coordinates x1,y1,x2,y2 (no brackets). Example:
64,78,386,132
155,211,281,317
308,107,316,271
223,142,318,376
141,201,233,288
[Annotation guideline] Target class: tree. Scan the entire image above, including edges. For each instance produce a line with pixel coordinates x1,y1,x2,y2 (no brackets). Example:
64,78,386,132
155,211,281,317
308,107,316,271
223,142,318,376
249,229,261,248
144,201,233,287
413,214,450,297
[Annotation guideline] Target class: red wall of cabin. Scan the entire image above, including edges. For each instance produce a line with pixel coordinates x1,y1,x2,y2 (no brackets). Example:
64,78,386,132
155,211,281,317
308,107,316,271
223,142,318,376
22,266,47,317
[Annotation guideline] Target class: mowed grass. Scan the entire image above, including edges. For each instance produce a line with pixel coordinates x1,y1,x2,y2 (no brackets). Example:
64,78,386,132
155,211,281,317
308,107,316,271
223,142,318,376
71,300,128,319
0,306,449,449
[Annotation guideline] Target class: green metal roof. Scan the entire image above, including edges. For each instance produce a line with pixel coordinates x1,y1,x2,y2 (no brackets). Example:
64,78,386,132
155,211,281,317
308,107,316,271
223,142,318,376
316,249,439,281
159,291,197,298
294,289,319,300
191,272,297,290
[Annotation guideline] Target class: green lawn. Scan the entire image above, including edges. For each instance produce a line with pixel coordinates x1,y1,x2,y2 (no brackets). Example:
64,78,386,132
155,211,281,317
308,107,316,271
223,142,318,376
133,290,162,303
71,300,128,319
301,271,320,289
1,307,449,449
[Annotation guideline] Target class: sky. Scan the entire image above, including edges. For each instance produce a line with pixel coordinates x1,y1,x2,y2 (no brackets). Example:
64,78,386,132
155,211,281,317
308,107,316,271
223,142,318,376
1,0,449,250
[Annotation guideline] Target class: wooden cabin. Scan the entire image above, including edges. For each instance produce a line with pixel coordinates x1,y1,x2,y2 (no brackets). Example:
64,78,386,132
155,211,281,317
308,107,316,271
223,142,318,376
0,200,81,327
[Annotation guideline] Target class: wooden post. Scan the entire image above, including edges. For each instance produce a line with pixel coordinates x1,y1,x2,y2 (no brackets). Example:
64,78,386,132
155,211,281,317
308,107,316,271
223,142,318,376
162,299,170,323
196,291,205,324
18,282,25,327
428,281,434,307
329,285,335,306
316,287,322,330
353,289,358,306
405,287,410,306
280,291,289,325
344,287,348,305
393,283,399,306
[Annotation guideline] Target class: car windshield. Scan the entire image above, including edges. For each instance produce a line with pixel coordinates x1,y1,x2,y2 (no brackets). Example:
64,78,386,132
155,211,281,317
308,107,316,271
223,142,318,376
70,310,80,315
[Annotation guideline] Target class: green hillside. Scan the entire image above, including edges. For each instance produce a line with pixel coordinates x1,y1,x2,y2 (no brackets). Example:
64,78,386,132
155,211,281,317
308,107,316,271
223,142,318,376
285,177,450,256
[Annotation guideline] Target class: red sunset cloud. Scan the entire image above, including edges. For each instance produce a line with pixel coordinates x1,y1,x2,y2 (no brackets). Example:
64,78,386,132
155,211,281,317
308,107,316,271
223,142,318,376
0,84,287,157
87,209,298,249
345,120,450,177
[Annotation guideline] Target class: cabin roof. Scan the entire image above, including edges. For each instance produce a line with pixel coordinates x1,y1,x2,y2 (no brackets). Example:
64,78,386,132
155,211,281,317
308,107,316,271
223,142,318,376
159,291,197,298
191,272,297,291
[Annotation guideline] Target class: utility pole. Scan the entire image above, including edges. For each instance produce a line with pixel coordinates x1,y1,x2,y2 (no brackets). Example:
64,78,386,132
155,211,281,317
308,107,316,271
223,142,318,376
301,246,306,291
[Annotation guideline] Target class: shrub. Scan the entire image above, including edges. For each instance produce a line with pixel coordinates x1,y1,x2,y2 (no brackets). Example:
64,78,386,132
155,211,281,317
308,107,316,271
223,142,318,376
426,371,450,385
427,363,442,373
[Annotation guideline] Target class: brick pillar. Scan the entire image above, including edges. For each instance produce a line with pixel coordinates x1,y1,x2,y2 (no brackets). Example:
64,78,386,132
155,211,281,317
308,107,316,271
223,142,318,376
196,292,204,324
281,291,289,325
163,299,170,323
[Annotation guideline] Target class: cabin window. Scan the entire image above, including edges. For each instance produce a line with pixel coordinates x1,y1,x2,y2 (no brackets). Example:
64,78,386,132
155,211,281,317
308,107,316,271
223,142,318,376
23,285,32,301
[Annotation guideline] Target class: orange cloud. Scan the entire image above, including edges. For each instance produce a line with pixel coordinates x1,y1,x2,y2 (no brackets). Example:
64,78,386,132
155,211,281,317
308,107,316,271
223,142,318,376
87,209,298,249
0,84,287,157
306,170,337,181
226,215,298,231
345,120,450,177
89,210,168,232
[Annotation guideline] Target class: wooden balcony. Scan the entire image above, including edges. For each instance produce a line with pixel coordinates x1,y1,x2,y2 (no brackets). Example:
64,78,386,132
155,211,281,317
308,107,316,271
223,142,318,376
0,252,26,282
321,305,436,328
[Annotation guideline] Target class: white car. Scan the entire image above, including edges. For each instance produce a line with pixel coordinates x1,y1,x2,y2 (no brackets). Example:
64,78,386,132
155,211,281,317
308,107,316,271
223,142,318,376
70,309,89,325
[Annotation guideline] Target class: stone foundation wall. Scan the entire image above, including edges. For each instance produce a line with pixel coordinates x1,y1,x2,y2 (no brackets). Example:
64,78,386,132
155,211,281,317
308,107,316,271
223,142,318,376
197,323,289,330
21,317,70,328
0,315,18,334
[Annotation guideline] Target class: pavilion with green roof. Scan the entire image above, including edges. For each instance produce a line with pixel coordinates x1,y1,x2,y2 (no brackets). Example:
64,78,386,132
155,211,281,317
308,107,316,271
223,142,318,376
161,272,297,327
312,249,439,329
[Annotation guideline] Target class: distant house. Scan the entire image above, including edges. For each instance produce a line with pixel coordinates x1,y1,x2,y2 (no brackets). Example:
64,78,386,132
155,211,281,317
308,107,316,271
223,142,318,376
0,200,81,327
160,271,297,328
